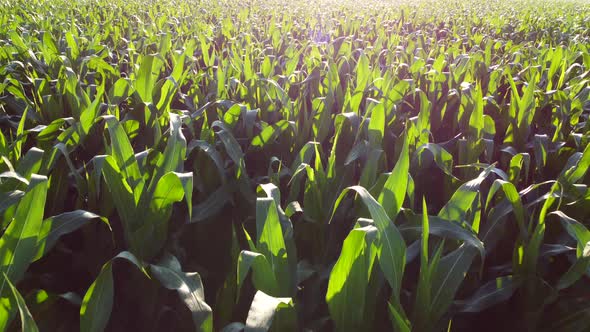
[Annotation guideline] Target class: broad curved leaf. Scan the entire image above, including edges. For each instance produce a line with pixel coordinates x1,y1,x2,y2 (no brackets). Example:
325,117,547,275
331,186,406,299
245,291,295,332
150,254,213,332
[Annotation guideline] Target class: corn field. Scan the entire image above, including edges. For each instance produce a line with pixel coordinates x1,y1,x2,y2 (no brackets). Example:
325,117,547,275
0,0,589,330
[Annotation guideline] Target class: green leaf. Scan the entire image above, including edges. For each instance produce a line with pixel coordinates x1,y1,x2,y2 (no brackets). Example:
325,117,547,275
80,93,103,135
211,121,250,195
485,179,527,238
0,175,48,298
245,291,295,332
101,155,137,235
2,272,39,332
438,164,495,222
400,215,485,260
108,78,132,105
188,140,226,183
332,186,406,300
550,211,590,290
468,85,484,139
0,172,29,188
326,225,377,332
223,104,243,128
103,116,142,189
134,54,164,103
15,148,44,180
431,245,478,321
552,211,590,253
149,113,187,192
414,198,431,325
191,182,233,222
80,262,113,332
0,191,24,215
135,171,191,260
80,252,145,332
256,183,295,244
368,103,385,148
153,76,178,112
34,210,110,261
149,172,189,215
350,53,370,112
212,121,244,165
237,250,280,298
41,31,58,57
9,31,28,52
255,197,290,295
359,148,383,189
459,276,520,312
561,143,590,185
86,56,117,77
251,120,290,149
150,254,213,332
414,143,456,179
388,300,411,332
508,153,530,185
523,182,559,277
378,133,409,221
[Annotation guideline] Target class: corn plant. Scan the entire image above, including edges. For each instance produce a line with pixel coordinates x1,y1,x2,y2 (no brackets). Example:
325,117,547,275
0,0,589,330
